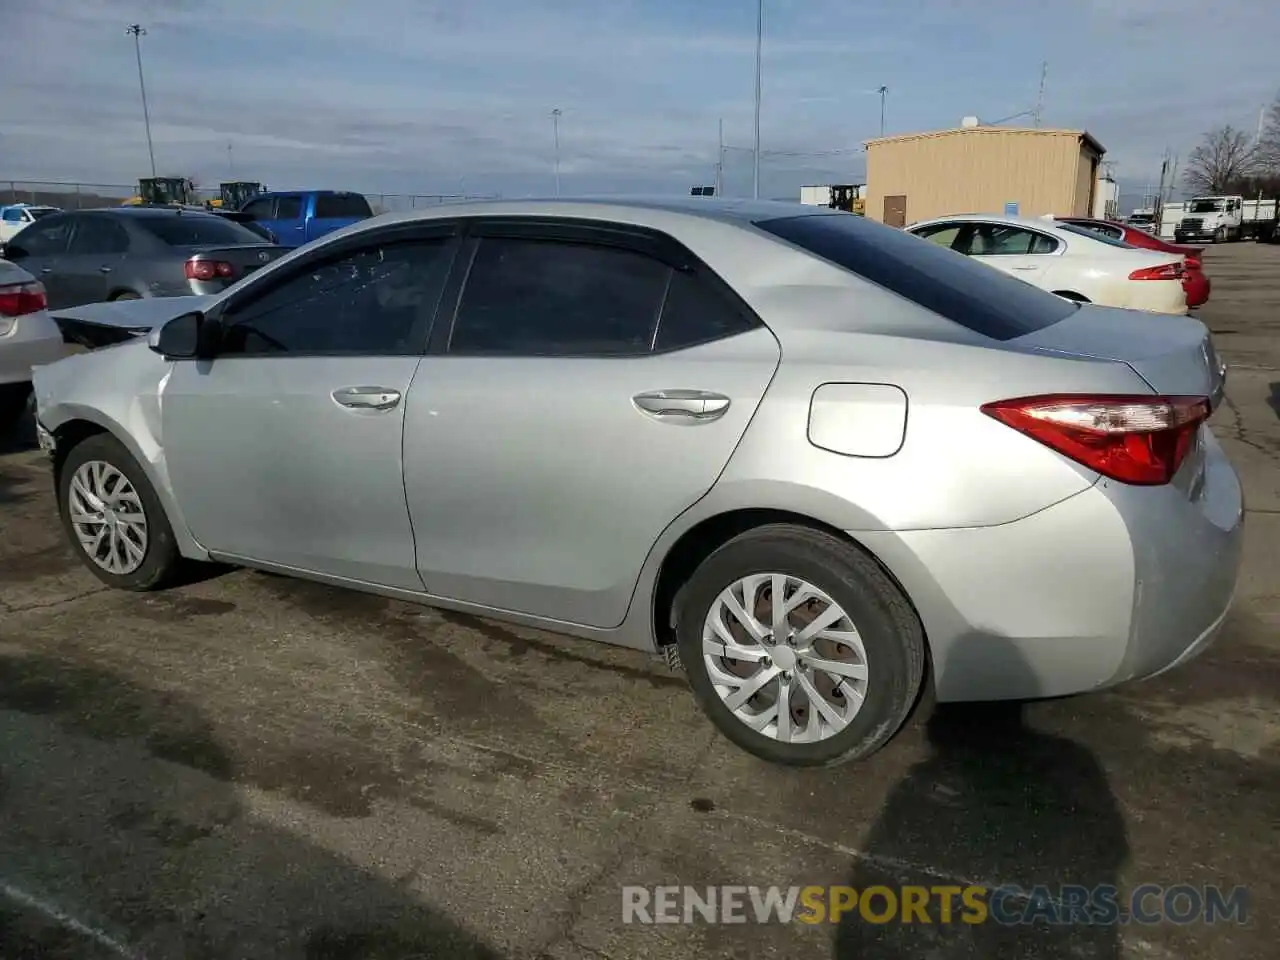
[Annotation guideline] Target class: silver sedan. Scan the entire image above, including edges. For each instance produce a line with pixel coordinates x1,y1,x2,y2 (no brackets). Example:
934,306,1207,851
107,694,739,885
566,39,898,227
30,197,1243,767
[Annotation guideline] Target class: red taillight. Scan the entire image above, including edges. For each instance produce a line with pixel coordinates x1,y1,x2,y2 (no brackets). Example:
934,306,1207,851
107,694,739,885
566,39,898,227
1129,262,1184,281
184,259,235,281
981,394,1211,485
0,281,48,318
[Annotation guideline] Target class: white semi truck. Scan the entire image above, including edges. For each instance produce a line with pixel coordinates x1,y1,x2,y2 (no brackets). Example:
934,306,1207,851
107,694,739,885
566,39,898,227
1174,196,1244,243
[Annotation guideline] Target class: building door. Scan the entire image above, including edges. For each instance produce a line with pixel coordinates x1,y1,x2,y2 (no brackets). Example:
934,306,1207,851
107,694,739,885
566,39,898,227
883,195,907,228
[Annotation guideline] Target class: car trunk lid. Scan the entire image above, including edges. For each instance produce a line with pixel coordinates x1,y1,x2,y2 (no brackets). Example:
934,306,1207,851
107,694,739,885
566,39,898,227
1014,304,1226,407
182,243,288,284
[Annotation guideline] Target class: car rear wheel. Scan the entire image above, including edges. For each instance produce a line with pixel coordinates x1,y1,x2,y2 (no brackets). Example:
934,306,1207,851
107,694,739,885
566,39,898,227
58,433,181,590
110,291,141,301
675,524,926,767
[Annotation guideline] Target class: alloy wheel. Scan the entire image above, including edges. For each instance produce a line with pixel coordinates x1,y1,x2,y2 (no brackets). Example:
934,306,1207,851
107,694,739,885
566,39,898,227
67,460,149,575
702,573,870,744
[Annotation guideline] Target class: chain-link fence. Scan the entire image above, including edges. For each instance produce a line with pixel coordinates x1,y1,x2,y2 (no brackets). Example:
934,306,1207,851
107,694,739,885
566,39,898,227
0,180,500,213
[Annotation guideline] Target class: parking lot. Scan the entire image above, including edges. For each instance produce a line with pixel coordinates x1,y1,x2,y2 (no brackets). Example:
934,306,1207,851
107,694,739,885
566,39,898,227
1,242,1277,959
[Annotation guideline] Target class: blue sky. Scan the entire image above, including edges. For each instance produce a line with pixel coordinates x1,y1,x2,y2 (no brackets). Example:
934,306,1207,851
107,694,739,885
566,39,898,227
1,0,1276,208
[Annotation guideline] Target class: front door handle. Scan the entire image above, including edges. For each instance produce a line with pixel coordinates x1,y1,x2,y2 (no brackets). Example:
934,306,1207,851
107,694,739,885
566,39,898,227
99,266,112,274
332,386,402,410
40,267,53,274
1012,265,1039,271
633,389,730,423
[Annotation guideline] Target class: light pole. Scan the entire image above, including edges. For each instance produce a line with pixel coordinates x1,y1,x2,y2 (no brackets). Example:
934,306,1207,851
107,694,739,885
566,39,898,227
551,108,562,197
126,24,157,178
752,0,763,199
877,85,887,137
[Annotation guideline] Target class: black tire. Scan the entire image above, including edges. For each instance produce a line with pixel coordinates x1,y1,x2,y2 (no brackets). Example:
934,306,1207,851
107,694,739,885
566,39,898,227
58,433,182,590
111,291,141,301
1214,227,1226,243
675,524,926,767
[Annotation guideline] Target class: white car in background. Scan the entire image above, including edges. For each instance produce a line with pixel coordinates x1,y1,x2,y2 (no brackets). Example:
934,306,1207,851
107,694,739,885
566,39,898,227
0,203,62,244
906,214,1189,314
1,258,65,434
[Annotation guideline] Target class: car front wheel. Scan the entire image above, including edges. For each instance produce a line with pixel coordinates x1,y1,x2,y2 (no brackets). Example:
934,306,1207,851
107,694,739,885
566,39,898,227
675,524,926,767
58,433,182,590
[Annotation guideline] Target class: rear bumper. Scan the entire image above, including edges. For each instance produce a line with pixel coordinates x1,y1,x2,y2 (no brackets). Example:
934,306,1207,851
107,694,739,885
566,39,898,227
0,311,67,386
856,429,1244,702
1183,272,1211,308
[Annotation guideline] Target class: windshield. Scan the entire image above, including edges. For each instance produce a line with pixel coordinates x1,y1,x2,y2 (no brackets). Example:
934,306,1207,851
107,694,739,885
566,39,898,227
137,214,267,247
1190,200,1224,213
757,213,1076,341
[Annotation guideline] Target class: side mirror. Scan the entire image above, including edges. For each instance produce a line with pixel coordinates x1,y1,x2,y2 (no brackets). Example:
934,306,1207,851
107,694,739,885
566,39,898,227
148,311,221,360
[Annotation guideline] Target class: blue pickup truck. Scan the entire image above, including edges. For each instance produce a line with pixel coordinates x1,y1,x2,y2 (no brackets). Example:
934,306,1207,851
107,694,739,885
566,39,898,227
237,190,374,248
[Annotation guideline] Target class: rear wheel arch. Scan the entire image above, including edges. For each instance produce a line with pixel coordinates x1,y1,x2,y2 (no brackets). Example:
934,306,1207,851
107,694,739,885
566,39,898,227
108,289,142,301
652,508,930,663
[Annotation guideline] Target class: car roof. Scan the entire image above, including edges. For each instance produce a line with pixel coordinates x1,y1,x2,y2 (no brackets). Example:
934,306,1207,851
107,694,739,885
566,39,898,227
71,206,226,219
351,195,827,231
908,212,1075,231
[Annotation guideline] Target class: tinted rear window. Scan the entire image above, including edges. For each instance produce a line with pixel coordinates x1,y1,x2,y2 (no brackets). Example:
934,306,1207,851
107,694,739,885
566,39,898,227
30,208,57,220
136,214,266,247
1055,221,1136,250
315,193,372,218
755,213,1076,341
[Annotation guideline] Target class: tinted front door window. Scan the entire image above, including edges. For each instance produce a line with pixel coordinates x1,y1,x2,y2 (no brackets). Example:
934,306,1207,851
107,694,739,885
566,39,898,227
220,239,452,356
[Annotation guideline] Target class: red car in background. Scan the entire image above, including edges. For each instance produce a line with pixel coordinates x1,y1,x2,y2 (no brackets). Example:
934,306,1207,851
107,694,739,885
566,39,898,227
1055,216,1210,308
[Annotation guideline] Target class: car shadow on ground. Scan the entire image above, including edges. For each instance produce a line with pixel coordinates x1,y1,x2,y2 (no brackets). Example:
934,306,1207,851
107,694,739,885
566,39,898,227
0,652,507,960
834,635,1127,959
1267,382,1280,420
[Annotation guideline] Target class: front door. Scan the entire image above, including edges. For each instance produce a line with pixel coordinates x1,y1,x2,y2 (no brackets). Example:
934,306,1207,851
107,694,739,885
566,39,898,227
404,224,781,628
160,226,459,588
255,194,305,247
4,214,74,306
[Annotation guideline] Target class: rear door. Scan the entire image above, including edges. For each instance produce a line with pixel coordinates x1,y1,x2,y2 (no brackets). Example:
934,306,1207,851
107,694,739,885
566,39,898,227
403,219,781,628
3,214,75,307
960,222,1063,287
309,192,373,242
61,214,131,305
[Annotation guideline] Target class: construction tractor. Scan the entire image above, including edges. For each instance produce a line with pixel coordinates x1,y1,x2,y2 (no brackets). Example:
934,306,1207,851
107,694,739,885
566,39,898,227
207,181,266,211
122,177,200,208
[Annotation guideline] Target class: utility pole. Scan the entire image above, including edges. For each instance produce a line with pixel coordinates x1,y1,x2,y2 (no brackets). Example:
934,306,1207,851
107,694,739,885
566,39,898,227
1154,150,1170,234
714,118,725,197
752,0,763,199
1257,105,1267,145
1033,61,1048,127
877,86,887,137
126,24,157,178
551,108,562,197
227,141,233,177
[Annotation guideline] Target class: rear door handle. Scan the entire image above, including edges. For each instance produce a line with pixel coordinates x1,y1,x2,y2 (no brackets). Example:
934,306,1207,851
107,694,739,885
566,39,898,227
40,267,53,274
332,386,402,410
1012,265,1040,271
633,389,730,423
99,266,112,274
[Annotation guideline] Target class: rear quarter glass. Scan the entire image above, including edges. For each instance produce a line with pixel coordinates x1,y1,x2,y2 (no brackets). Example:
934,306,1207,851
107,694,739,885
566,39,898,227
755,214,1076,341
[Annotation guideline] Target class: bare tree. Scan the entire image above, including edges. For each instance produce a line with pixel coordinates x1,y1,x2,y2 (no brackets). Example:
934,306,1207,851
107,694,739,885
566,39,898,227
1182,125,1257,194
1258,93,1280,174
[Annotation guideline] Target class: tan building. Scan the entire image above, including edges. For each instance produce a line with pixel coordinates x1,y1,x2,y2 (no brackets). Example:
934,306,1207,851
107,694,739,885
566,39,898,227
864,123,1106,227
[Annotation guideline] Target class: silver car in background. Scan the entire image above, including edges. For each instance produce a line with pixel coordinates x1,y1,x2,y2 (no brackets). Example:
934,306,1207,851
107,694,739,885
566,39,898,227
0,207,287,309
30,197,1243,767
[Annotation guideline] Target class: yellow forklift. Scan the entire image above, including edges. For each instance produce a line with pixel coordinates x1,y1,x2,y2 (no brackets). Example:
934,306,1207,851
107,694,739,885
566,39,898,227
828,184,866,215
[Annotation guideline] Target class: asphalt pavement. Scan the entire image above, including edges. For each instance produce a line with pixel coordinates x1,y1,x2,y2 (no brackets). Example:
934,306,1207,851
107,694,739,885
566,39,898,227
1,242,1278,959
